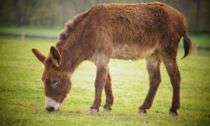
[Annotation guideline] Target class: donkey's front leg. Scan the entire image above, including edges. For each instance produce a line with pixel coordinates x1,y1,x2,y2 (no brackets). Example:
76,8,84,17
90,56,109,113
103,73,114,111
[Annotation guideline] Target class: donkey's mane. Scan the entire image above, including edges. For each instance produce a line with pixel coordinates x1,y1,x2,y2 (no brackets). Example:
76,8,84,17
57,10,90,44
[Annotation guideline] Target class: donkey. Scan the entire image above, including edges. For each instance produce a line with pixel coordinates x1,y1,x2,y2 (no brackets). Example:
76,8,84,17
32,2,191,116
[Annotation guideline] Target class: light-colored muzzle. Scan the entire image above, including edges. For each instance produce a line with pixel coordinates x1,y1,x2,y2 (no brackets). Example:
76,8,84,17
45,97,60,112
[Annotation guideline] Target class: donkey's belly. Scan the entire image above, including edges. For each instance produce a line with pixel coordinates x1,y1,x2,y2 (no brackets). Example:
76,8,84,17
111,44,156,60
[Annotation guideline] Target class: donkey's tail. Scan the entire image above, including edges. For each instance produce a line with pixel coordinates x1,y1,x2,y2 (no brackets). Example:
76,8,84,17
182,31,192,59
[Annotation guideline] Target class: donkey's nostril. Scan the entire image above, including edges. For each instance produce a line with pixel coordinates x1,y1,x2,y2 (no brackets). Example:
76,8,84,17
46,107,55,112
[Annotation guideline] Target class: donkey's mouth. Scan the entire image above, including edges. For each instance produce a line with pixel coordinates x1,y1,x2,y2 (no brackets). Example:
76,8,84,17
45,96,60,112
46,107,60,112
46,107,55,112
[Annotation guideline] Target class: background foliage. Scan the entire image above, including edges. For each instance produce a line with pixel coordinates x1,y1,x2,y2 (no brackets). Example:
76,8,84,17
0,0,210,33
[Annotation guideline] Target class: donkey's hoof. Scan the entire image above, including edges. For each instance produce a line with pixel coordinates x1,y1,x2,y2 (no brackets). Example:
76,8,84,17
169,111,178,116
137,109,147,114
103,107,112,112
89,108,98,114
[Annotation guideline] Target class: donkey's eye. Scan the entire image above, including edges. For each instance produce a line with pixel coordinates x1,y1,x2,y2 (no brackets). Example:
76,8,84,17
52,80,59,87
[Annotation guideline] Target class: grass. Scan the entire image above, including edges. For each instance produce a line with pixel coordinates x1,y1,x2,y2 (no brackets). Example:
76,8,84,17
0,36,210,126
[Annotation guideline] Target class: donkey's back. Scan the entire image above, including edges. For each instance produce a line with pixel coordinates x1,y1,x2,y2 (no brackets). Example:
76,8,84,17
87,2,191,60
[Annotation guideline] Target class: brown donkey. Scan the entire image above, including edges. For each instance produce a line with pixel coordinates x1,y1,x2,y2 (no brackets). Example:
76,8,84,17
32,2,191,116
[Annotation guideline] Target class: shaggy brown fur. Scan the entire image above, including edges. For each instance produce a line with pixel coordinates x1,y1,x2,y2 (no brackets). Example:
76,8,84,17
32,2,192,116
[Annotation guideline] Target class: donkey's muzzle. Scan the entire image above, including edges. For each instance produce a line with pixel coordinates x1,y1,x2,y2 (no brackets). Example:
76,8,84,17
46,107,55,112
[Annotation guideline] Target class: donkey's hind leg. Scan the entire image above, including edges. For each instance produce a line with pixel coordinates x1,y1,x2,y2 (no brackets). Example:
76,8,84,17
162,56,181,116
103,73,114,111
138,54,161,114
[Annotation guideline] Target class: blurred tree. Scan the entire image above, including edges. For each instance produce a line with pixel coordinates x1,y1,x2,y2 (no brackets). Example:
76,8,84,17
195,0,201,32
13,0,21,25
0,0,209,33
29,0,61,26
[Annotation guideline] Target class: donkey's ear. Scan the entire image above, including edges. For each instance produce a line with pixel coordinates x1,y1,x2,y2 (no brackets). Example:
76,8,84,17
50,46,61,67
32,48,46,64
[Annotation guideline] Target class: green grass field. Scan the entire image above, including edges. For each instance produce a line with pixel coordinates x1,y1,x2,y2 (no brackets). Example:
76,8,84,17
0,35,210,126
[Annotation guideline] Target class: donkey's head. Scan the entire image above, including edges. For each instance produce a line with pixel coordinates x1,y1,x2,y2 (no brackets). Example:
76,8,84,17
32,46,71,112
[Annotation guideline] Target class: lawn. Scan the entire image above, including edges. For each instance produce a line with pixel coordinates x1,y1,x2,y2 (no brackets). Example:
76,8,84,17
0,36,210,126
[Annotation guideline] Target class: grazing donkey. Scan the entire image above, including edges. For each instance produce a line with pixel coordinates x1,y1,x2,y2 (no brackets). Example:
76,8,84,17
32,2,191,116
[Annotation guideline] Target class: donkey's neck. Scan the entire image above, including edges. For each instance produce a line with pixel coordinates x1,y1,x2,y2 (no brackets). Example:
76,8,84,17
57,12,93,74
58,44,86,73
